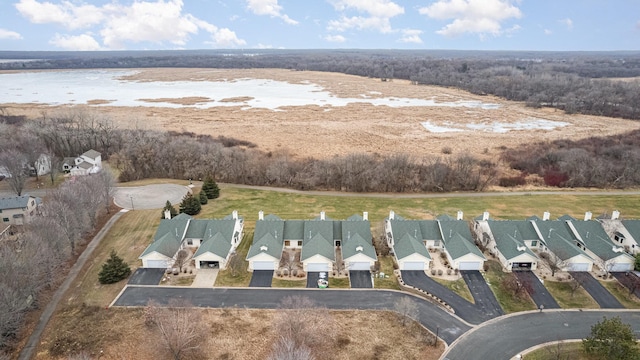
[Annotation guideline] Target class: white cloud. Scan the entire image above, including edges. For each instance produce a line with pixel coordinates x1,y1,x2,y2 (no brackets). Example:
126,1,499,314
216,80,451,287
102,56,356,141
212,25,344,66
559,17,573,30
328,16,393,33
15,0,246,49
0,29,23,40
419,0,522,37
329,0,404,18
544,29,552,35
398,29,422,43
327,0,403,34
324,34,346,42
246,0,298,25
15,0,104,30
49,33,101,50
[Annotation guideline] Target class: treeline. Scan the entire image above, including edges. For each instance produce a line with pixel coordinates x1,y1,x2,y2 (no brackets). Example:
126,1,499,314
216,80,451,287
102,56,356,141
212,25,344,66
2,50,640,119
0,172,114,355
501,130,640,188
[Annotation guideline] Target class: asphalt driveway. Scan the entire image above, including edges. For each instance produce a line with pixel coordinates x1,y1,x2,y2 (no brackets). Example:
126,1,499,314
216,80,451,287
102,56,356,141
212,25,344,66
249,270,274,287
401,270,492,324
514,271,560,309
128,268,165,285
612,272,640,298
306,272,321,288
349,271,373,288
461,270,504,318
569,272,623,308
113,286,472,345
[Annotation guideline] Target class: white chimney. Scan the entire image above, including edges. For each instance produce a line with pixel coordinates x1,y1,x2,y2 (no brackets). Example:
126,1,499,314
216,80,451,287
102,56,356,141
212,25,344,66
482,211,490,221
232,210,238,220
584,211,592,221
389,210,395,220
164,209,171,219
612,210,620,220
457,210,463,220
363,211,368,221
320,211,325,220
258,210,264,221
543,211,550,221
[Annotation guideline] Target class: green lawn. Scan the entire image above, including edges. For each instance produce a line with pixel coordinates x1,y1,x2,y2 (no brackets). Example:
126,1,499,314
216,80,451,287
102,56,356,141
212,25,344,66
373,256,401,290
329,277,350,288
525,341,595,360
214,231,253,287
272,277,306,288
433,278,474,303
483,260,537,313
600,280,640,309
545,280,599,309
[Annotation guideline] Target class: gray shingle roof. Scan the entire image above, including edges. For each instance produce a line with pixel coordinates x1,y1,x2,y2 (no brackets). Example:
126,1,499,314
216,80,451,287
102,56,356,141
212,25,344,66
621,220,640,239
487,221,537,260
532,220,591,261
283,220,304,240
82,149,101,160
388,219,431,260
439,219,484,260
0,195,37,210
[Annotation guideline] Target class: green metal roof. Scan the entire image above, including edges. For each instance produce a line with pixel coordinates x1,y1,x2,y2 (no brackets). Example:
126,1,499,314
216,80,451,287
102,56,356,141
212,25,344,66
533,220,591,261
569,220,633,261
342,220,376,260
247,217,285,259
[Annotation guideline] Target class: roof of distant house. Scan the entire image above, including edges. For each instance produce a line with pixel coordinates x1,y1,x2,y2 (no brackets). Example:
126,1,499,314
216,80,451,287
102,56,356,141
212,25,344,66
0,195,39,210
82,149,101,160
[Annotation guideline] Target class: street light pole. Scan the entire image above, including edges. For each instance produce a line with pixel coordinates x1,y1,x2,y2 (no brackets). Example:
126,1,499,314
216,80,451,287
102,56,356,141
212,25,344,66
130,195,134,210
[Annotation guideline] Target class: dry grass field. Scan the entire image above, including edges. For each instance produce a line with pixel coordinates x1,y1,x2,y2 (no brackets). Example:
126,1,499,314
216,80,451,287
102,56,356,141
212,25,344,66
5,68,640,161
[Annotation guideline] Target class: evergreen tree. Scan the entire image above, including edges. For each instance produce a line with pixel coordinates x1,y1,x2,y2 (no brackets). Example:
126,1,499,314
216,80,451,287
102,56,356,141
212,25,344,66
179,193,201,215
199,191,208,205
583,316,640,360
202,176,220,199
161,200,178,219
98,250,132,284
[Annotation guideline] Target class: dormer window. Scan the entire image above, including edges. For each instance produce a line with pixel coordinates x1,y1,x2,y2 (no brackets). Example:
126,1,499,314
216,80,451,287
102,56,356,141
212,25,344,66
260,245,268,252
356,246,363,252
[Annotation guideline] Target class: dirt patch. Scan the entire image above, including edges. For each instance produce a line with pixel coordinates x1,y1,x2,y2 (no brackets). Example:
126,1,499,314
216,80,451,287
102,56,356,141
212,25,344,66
220,96,254,102
36,306,443,360
5,68,640,160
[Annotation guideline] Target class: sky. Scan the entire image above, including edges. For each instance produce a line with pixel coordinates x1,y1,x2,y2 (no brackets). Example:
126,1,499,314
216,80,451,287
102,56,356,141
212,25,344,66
0,0,638,52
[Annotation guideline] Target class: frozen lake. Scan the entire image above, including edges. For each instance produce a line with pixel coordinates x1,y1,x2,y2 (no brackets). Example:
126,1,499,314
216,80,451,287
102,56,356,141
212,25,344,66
0,70,501,111
421,118,570,133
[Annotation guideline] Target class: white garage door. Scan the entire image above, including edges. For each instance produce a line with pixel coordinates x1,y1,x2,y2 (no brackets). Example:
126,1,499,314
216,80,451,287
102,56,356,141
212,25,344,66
349,262,371,271
402,262,425,271
567,263,590,272
307,263,330,272
458,262,482,271
609,263,633,272
252,261,275,270
145,259,168,268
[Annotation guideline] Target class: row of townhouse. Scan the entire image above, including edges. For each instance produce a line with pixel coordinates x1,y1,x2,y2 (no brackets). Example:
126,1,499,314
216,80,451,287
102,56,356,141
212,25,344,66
245,211,378,273
137,208,640,275
475,211,637,273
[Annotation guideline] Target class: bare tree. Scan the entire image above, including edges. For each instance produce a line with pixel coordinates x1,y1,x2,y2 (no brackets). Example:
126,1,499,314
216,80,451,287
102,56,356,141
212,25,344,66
0,150,29,196
147,299,205,360
267,336,314,360
568,277,583,298
274,296,336,354
227,252,245,277
280,250,296,277
96,169,116,213
174,249,189,272
393,296,419,327
502,274,532,299
540,251,567,277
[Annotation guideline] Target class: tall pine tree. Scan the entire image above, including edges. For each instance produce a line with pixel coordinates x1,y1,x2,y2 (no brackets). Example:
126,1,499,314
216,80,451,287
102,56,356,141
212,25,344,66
199,191,208,205
179,193,201,215
202,176,220,199
161,200,178,219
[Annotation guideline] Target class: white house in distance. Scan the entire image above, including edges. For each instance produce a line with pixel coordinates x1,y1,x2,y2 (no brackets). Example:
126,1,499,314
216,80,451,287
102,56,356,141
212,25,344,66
0,195,41,225
139,211,243,270
63,149,102,176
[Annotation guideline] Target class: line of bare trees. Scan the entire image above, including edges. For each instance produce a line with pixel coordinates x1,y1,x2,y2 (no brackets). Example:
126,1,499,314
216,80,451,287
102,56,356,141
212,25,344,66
0,171,115,355
2,50,640,120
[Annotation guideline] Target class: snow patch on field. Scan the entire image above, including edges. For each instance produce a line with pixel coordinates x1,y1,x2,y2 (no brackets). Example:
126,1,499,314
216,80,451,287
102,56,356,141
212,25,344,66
422,118,570,133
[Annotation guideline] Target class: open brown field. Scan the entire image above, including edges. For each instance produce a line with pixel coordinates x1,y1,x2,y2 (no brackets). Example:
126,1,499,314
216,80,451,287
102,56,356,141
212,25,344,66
4,68,640,160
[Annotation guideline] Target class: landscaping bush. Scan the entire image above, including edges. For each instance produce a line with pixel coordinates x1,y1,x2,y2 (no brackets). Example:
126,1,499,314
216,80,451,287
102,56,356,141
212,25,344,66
447,269,452,275
437,269,443,276
98,250,131,284
282,269,289,277
292,269,298,277
498,175,527,187
431,269,436,275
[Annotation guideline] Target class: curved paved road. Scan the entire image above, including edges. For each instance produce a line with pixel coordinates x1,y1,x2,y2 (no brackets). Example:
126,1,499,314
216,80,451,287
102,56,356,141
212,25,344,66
113,286,472,344
442,310,640,360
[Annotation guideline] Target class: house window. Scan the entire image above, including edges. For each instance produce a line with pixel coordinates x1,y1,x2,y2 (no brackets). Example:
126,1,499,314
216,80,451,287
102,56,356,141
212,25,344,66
2,218,8,222
614,233,625,243
285,240,290,247
531,240,537,247
434,240,440,247
187,239,193,246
